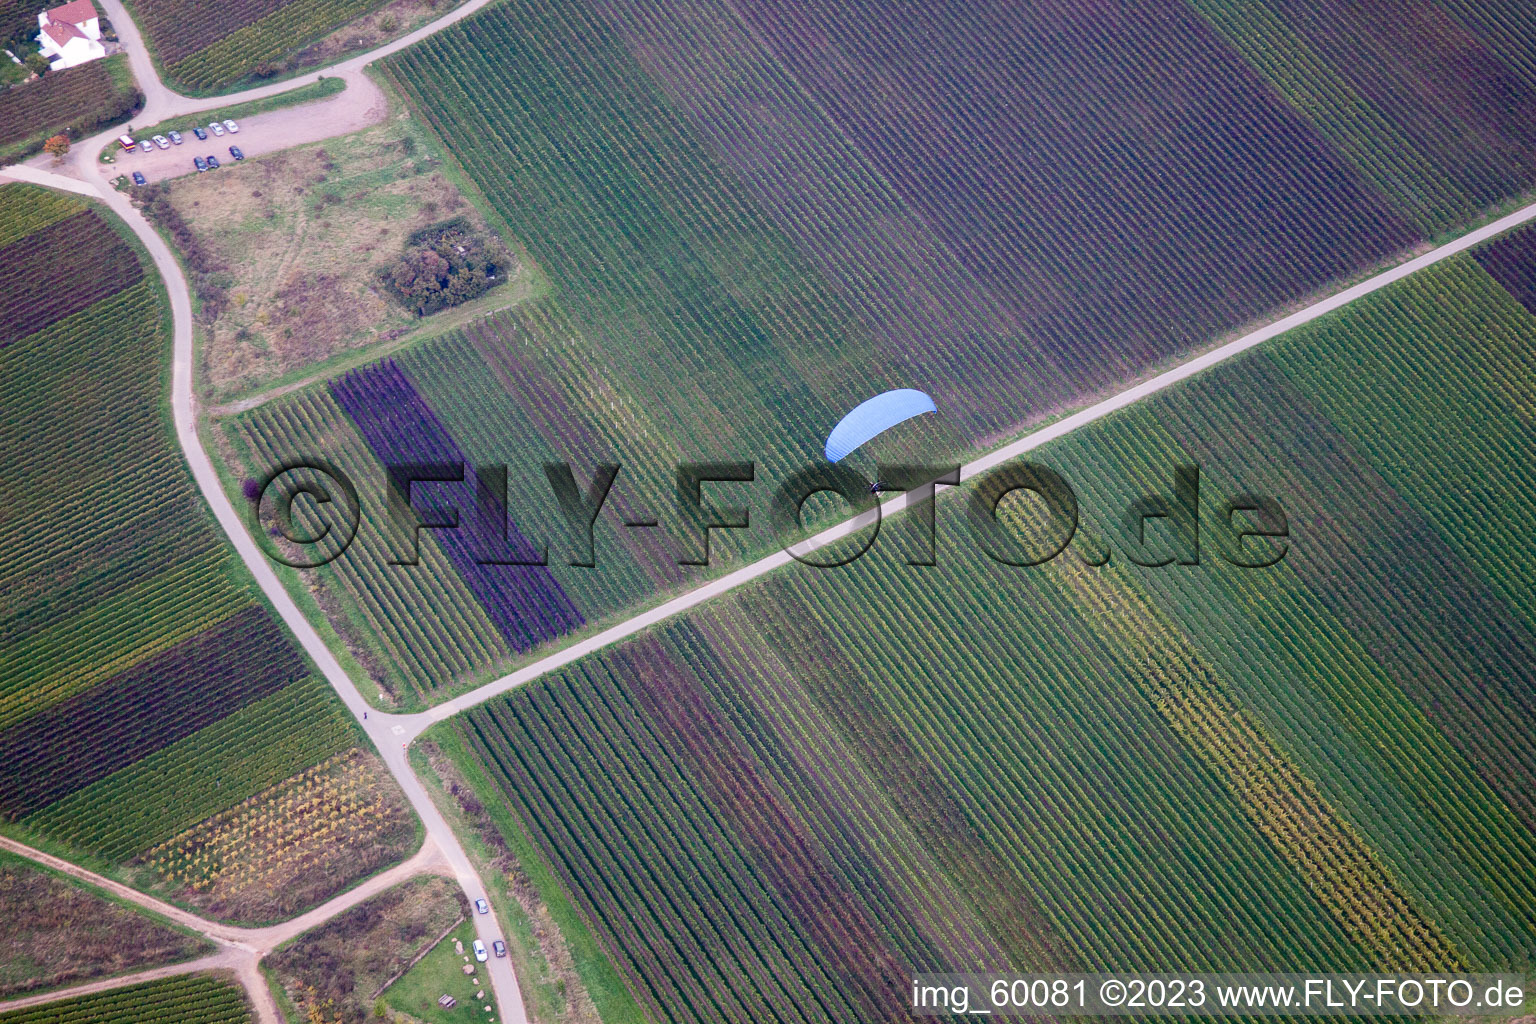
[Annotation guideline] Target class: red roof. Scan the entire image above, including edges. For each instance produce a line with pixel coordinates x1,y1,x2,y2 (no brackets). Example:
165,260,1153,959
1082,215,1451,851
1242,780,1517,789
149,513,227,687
41,20,83,46
45,0,98,28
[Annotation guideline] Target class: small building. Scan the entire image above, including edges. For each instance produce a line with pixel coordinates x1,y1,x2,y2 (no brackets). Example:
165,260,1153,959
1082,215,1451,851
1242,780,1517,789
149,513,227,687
36,0,104,70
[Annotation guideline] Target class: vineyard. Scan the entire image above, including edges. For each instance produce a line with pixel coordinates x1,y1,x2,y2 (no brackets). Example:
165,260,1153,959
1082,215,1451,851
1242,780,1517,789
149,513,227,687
23,676,358,861
329,360,584,653
0,606,309,819
451,252,1536,1022
0,56,141,162
208,0,1536,701
1189,0,1536,234
378,0,1413,447
0,975,251,1024
211,0,1536,702
0,0,39,52
224,0,1429,698
126,0,387,91
1473,222,1536,314
144,748,415,922
0,185,372,902
0,211,141,348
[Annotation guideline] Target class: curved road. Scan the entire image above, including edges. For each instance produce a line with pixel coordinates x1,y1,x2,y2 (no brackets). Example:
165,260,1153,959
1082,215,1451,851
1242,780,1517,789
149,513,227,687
93,0,494,124
1,2,518,1021
57,0,501,187
6,4,1536,1024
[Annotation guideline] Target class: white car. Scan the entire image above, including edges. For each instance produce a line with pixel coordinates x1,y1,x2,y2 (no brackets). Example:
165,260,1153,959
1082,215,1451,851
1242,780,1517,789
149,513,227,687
208,122,225,137
474,898,489,914
223,118,240,134
151,134,170,150
472,940,488,963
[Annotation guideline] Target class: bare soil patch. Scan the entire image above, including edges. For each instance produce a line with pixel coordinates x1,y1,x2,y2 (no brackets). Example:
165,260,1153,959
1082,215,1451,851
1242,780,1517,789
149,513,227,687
159,106,523,404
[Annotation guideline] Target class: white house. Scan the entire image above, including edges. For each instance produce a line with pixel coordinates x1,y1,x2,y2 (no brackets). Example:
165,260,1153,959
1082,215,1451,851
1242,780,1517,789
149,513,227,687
36,0,104,70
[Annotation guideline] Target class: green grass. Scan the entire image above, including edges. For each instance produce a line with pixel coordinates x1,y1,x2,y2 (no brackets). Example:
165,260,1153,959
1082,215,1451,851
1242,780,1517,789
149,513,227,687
264,874,463,1020
381,919,493,1023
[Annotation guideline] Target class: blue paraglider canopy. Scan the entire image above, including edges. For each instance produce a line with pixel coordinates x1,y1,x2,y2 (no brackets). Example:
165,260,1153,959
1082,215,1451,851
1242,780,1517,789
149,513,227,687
825,389,938,462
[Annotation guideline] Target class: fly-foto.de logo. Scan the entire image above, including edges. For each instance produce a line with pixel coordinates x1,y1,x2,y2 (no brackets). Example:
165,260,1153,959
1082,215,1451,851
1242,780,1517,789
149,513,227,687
249,460,1289,571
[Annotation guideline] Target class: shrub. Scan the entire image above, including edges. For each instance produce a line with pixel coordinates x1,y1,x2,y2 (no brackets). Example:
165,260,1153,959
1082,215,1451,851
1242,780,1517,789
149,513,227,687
377,218,512,317
136,182,229,322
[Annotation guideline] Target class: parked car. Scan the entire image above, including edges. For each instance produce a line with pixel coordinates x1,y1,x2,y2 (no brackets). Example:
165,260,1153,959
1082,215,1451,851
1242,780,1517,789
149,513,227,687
474,898,489,915
193,156,206,172
191,125,207,141
228,145,243,161
206,154,220,169
168,130,182,145
118,133,136,151
138,139,153,153
492,940,506,958
223,119,240,133
131,171,146,186
208,122,224,137
151,134,169,150
472,940,488,963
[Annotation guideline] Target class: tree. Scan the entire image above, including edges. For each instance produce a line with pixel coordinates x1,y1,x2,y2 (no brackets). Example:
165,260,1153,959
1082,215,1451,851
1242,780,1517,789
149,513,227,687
42,134,70,160
379,219,514,316
24,53,49,76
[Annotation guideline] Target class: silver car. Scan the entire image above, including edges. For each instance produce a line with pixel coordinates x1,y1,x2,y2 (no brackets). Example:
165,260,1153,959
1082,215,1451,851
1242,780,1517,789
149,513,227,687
223,119,240,134
208,122,224,137
151,134,170,150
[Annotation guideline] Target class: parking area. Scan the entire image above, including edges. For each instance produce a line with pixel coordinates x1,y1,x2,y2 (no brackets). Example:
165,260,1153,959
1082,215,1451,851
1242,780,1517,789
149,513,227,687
109,82,386,184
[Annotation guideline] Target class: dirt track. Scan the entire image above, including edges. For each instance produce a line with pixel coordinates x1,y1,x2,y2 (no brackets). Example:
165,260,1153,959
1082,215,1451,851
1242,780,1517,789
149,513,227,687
0,834,453,1023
